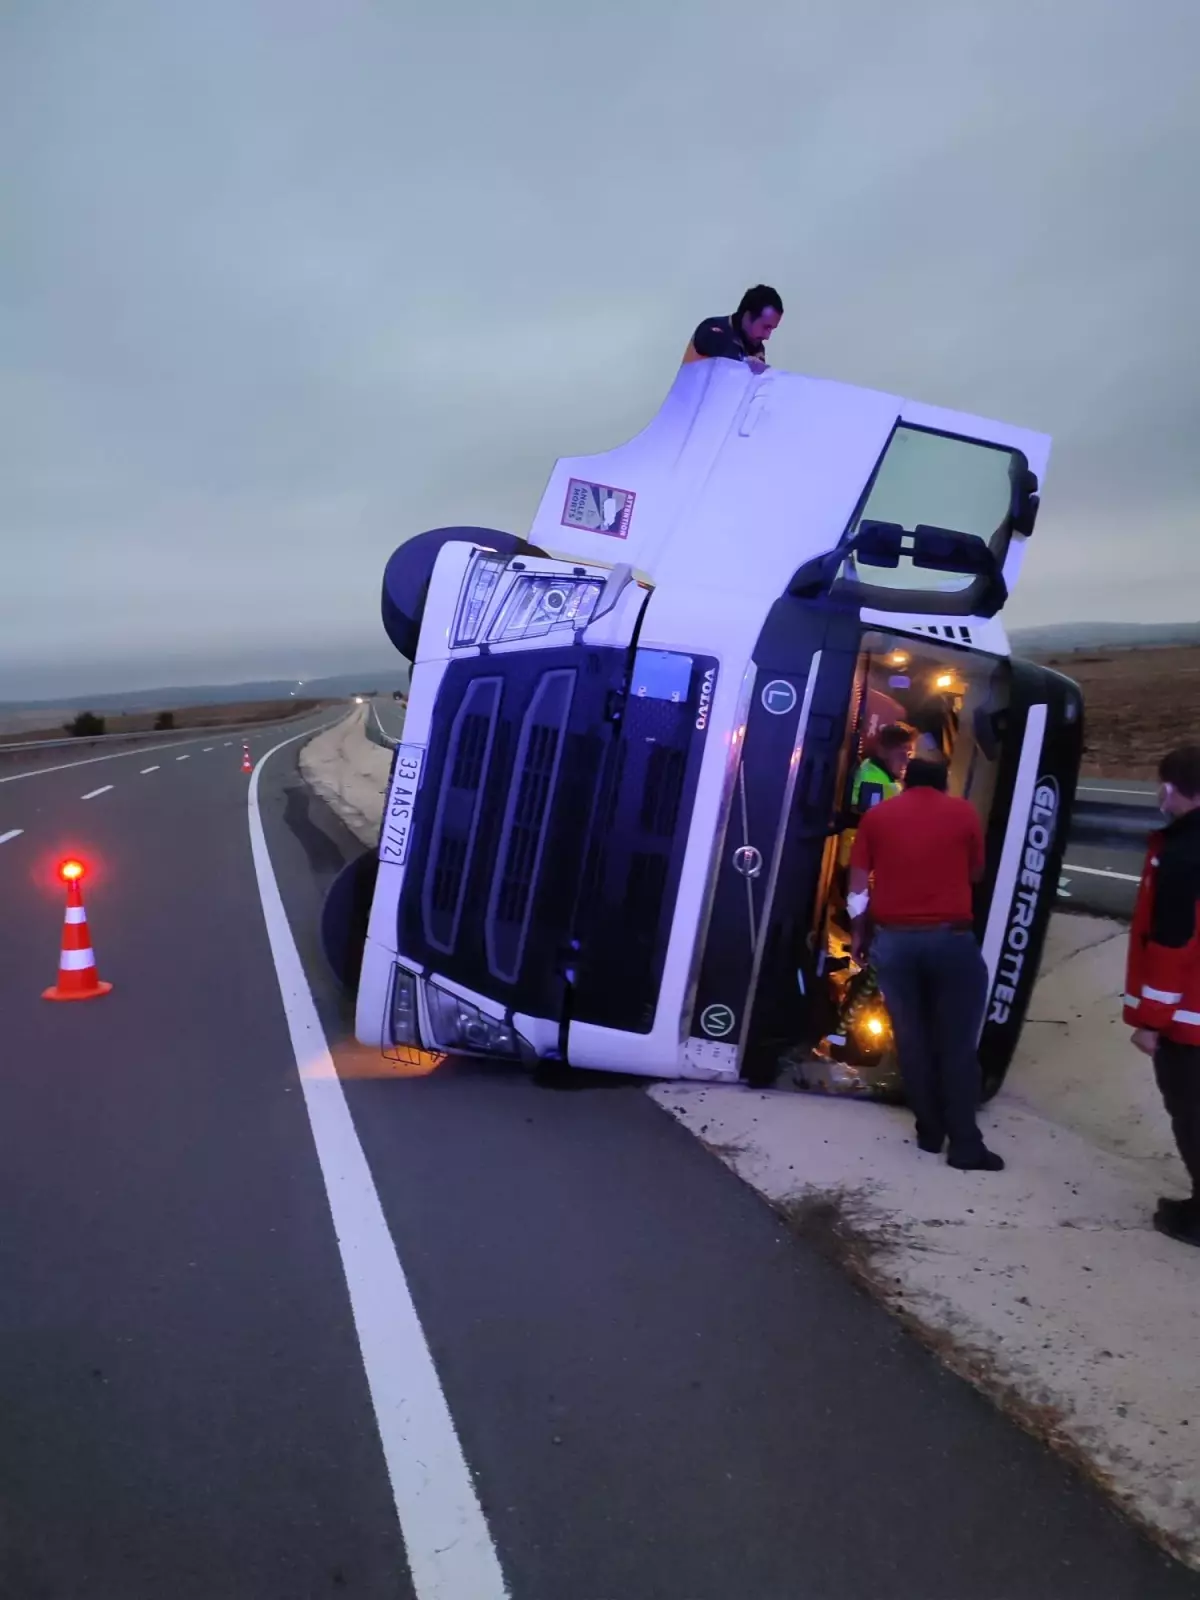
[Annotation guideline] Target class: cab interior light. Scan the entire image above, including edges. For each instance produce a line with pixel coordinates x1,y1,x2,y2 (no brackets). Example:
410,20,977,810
851,1006,892,1043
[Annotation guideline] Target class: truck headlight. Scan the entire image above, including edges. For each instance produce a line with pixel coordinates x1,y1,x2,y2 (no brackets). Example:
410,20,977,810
424,982,519,1056
452,552,508,648
488,575,602,643
390,965,421,1047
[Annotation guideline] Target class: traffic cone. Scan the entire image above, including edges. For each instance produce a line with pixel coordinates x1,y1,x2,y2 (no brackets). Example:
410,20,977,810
43,870,113,1003
241,749,252,773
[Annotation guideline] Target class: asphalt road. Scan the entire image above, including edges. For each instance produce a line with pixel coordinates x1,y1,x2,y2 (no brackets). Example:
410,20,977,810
1,715,1195,1599
1059,777,1157,920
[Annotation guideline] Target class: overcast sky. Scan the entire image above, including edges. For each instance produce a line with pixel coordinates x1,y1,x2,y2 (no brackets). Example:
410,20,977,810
3,0,1198,699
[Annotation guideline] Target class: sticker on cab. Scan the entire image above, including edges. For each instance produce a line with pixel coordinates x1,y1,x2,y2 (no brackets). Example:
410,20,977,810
561,478,635,540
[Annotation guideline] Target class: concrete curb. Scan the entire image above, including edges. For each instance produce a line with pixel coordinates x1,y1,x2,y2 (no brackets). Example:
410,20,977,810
298,706,392,850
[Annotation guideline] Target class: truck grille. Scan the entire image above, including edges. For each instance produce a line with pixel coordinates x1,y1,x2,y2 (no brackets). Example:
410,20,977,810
639,745,686,837
486,669,575,983
569,669,716,1033
422,677,502,953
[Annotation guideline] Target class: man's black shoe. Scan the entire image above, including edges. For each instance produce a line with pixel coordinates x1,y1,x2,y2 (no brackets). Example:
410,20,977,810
1156,1196,1199,1226
948,1147,1005,1172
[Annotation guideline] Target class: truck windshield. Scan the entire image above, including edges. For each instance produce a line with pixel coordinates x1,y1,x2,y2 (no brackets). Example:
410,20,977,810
842,425,1024,597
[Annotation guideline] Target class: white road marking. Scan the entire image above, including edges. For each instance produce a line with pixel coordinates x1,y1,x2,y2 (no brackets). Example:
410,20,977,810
1076,785,1156,800
248,724,509,1600
141,765,160,774
81,785,113,800
0,828,23,844
0,733,209,785
0,715,319,788
176,754,190,761
1061,861,1141,883
203,746,214,752
224,741,232,746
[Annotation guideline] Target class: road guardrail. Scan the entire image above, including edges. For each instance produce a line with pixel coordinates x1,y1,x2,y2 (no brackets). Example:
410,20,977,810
1067,798,1156,851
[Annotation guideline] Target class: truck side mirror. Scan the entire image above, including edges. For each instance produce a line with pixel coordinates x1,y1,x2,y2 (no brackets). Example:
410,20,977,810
909,525,993,574
1010,466,1040,537
853,521,904,568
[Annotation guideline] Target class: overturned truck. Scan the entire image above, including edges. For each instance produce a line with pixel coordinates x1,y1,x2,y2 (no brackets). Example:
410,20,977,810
325,358,1083,1095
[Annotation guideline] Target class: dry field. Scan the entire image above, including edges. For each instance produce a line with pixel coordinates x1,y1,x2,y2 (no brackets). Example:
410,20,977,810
1033,645,1200,778
0,697,335,746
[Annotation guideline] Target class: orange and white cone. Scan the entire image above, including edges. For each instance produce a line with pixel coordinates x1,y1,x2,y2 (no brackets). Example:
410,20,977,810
241,747,252,774
43,875,113,1002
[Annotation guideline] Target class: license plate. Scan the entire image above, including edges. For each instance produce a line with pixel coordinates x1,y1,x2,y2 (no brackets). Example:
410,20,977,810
379,743,425,867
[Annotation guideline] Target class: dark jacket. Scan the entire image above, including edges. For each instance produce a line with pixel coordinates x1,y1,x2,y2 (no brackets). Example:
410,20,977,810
681,314,764,366
1124,807,1200,1045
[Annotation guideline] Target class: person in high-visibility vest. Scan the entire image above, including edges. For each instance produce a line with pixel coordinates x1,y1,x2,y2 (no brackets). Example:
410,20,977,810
849,723,918,816
830,724,918,935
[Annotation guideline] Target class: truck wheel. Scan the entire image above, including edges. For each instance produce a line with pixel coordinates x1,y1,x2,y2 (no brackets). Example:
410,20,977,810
321,849,378,994
381,526,546,660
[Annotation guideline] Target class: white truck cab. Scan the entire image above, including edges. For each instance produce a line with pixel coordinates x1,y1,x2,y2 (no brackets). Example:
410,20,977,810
334,358,1082,1093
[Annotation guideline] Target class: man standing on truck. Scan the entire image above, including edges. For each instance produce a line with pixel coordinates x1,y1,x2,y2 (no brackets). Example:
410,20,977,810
848,755,1001,1171
682,286,784,375
1125,743,1200,1247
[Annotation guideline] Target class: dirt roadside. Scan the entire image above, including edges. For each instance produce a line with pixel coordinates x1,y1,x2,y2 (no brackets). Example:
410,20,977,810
1032,644,1199,778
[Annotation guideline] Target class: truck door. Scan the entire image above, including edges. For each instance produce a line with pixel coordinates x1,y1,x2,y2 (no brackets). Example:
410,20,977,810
975,659,1084,1096
683,597,861,1084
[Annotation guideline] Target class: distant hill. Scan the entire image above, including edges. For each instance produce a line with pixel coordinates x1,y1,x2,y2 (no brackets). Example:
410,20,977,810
0,664,410,715
1009,620,1200,654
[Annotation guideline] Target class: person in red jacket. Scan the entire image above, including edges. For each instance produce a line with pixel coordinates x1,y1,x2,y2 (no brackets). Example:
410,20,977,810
848,755,1000,1171
1124,743,1200,1247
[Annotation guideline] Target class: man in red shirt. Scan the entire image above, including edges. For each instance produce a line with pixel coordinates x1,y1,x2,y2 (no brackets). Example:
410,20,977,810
849,755,1001,1171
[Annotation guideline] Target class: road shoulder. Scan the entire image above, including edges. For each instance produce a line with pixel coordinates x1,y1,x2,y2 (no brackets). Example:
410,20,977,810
651,930,1200,1570
294,701,1200,1572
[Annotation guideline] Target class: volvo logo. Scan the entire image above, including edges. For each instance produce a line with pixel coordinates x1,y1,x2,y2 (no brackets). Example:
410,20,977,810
695,666,716,731
732,844,763,878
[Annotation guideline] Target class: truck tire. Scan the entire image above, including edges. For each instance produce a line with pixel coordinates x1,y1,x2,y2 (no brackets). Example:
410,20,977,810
321,848,378,994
